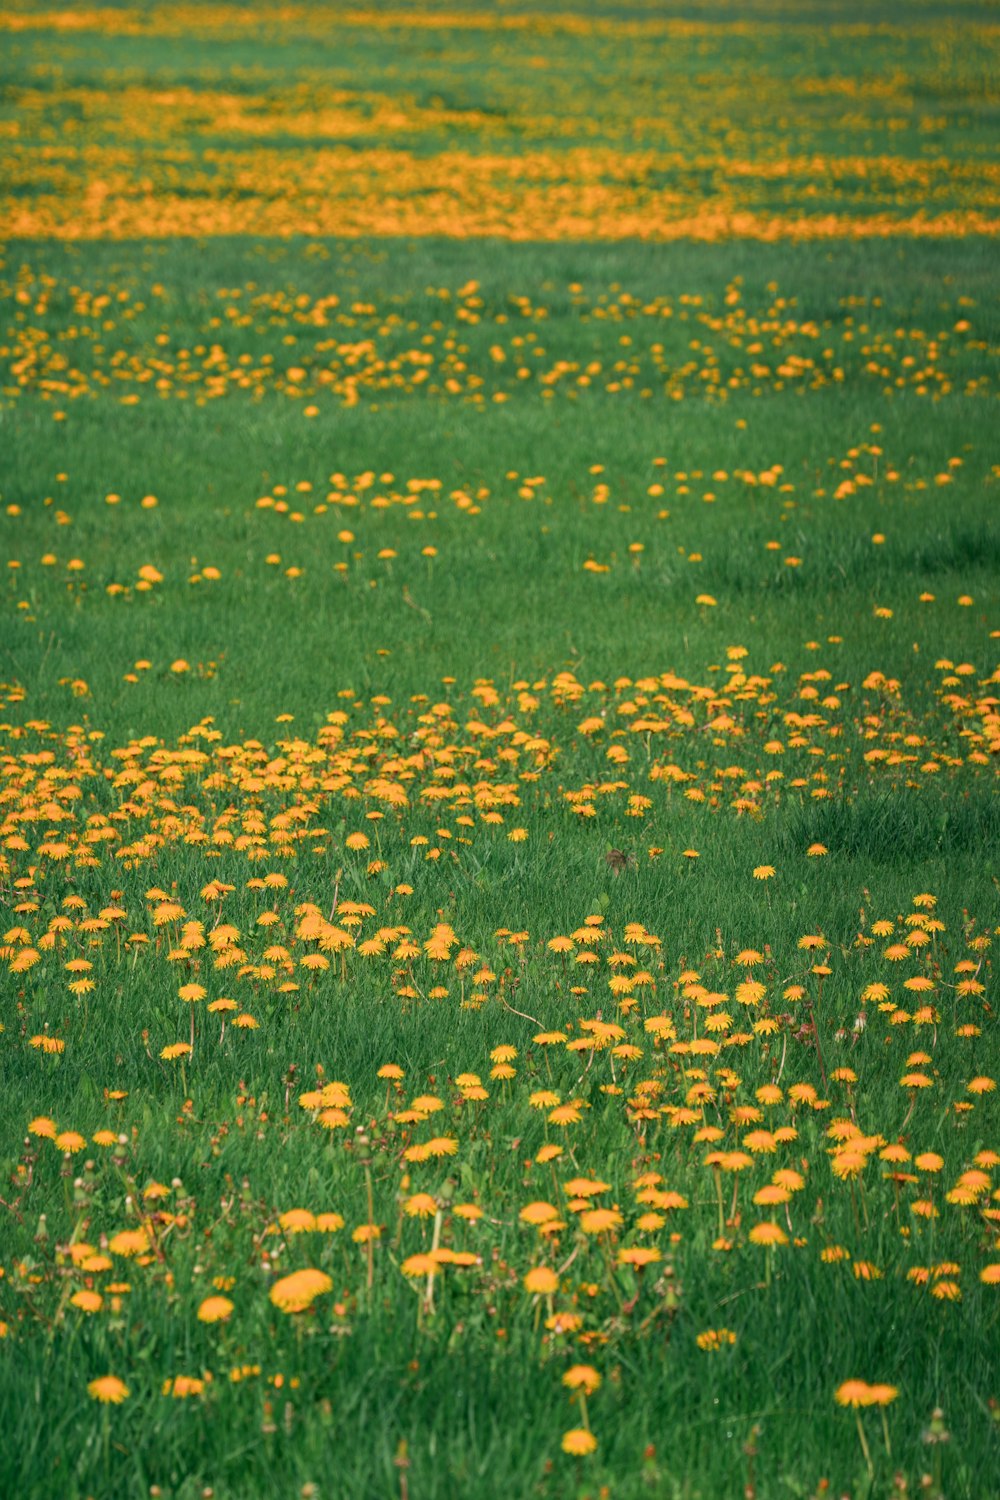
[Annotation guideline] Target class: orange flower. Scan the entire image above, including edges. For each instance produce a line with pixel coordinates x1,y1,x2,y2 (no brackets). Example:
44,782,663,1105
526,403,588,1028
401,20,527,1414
524,1266,559,1295
88,1375,129,1404
197,1296,234,1323
268,1268,332,1313
561,1429,598,1456
563,1365,601,1394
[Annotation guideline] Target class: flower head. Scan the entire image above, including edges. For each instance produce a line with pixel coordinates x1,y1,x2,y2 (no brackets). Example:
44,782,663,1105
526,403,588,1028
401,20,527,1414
561,1428,598,1456
88,1375,129,1404
269,1268,333,1314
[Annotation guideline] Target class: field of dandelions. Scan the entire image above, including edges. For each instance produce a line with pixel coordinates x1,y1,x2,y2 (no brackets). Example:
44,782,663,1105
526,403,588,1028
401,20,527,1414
1,2,999,1497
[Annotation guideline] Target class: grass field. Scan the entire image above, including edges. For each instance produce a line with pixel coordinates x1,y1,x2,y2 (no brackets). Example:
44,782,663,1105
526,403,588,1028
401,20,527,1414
1,3,999,1497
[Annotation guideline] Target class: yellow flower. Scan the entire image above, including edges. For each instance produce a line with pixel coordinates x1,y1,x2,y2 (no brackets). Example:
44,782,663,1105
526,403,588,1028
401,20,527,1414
523,1266,559,1295
197,1296,234,1323
163,1374,205,1398
562,1365,601,1394
88,1375,129,1404
748,1221,788,1246
561,1428,598,1456
108,1228,150,1257
835,1380,872,1407
401,1253,439,1277
160,1042,192,1060
70,1290,103,1314
351,1224,382,1243
579,1207,623,1235
405,1193,438,1219
269,1268,333,1313
519,1201,560,1225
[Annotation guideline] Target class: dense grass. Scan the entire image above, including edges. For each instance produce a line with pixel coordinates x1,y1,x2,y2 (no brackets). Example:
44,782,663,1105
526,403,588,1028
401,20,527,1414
1,3,1000,1499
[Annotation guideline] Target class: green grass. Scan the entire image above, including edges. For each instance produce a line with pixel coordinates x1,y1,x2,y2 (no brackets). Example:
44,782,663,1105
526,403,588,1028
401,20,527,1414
1,3,1000,1498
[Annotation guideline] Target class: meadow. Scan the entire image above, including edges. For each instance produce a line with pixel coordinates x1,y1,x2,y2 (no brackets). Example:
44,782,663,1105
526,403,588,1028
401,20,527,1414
1,2,999,1497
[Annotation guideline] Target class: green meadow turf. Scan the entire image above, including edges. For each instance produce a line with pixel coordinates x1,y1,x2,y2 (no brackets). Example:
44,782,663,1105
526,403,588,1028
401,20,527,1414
1,230,998,1500
1,0,1000,1491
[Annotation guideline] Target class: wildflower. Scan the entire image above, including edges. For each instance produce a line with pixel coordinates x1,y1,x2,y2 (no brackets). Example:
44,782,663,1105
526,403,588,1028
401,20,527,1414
748,1222,788,1246
520,1202,560,1225
197,1296,234,1323
29,1035,65,1054
352,1224,382,1243
549,1103,582,1126
108,1228,149,1257
88,1375,129,1404
617,1246,661,1267
402,1254,439,1277
579,1207,623,1235
269,1268,333,1314
697,1328,737,1351
278,1209,316,1233
163,1375,205,1398
524,1266,559,1295
561,1429,598,1456
160,1042,192,1060
563,1365,601,1394
835,1381,873,1408
70,1291,102,1313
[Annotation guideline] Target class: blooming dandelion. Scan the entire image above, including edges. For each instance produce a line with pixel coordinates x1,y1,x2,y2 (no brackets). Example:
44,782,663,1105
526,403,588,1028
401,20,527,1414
88,1376,129,1404
197,1296,234,1323
561,1429,598,1456
269,1269,333,1314
524,1267,559,1296
562,1365,601,1395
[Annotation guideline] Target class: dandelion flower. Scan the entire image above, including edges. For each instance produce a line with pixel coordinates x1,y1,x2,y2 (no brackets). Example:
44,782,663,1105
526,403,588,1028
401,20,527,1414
402,1254,439,1277
70,1290,102,1314
269,1268,333,1314
108,1228,150,1258
88,1375,129,1404
161,1042,192,1060
617,1246,661,1267
197,1296,234,1323
835,1380,873,1408
579,1207,623,1235
524,1266,559,1295
749,1222,788,1246
561,1429,598,1456
163,1375,206,1398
